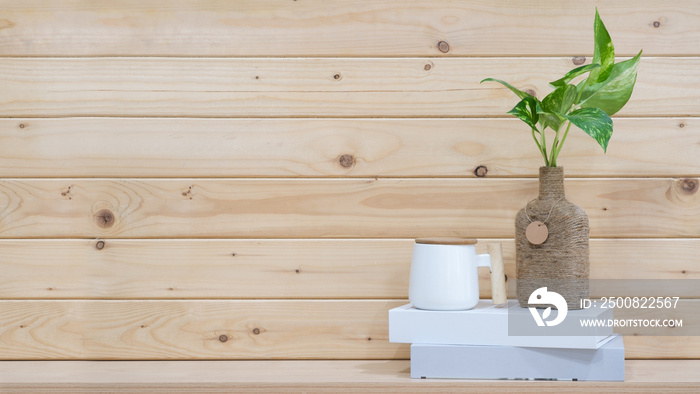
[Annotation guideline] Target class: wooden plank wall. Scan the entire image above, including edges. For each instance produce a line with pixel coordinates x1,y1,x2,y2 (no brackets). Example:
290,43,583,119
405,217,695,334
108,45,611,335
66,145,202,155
0,0,698,360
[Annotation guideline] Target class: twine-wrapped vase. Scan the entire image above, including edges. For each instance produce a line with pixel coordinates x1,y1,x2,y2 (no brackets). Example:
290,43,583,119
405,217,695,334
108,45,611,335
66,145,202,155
515,167,589,309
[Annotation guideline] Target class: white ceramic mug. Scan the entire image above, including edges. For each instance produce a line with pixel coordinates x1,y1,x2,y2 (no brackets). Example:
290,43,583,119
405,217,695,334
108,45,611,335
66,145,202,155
408,238,506,310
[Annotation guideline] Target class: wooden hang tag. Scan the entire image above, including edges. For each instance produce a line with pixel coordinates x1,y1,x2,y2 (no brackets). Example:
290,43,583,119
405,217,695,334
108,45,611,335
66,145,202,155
526,221,548,245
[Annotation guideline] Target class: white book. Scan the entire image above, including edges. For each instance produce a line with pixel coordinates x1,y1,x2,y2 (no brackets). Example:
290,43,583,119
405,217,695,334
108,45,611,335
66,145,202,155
410,334,624,381
390,300,614,349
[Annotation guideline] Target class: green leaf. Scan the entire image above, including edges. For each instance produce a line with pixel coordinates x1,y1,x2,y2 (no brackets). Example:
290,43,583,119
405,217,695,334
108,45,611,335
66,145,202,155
538,84,577,131
550,64,600,88
587,8,615,84
537,112,565,133
565,107,613,152
508,96,539,129
543,84,577,114
480,78,532,99
579,50,642,116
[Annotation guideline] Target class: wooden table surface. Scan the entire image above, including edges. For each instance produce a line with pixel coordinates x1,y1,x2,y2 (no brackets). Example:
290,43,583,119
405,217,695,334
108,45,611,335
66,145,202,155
1,360,699,392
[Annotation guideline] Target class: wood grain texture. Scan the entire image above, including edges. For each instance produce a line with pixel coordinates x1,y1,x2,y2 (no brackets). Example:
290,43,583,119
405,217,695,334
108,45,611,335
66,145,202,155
0,0,693,56
0,239,697,299
1,0,698,367
0,178,697,238
0,300,698,360
1,360,699,392
0,57,697,117
1,117,697,178
624,337,700,360
0,300,407,360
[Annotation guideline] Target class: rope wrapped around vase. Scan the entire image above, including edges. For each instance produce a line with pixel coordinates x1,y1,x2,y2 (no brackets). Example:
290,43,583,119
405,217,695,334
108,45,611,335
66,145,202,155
515,167,590,310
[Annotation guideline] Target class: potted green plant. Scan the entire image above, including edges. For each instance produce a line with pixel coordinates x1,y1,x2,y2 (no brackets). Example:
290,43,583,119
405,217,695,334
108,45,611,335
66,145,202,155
481,9,641,309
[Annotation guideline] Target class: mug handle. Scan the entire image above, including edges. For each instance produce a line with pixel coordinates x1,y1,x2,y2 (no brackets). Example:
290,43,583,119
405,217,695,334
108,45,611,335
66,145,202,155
487,243,508,306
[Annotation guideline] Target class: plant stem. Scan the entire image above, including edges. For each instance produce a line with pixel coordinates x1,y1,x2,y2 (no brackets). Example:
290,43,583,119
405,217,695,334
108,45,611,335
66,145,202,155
548,76,592,167
549,126,562,166
539,126,549,166
552,121,573,166
531,127,548,165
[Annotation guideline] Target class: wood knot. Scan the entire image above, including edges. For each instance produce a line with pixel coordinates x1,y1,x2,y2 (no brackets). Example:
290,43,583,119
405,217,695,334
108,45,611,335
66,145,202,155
678,122,686,128
95,240,105,250
182,186,193,199
333,73,342,80
94,209,115,228
295,268,301,274
218,335,228,342
572,56,586,65
653,20,661,28
437,41,450,53
424,63,432,71
524,89,537,97
61,186,73,200
473,165,488,177
252,328,261,335
18,123,27,129
338,154,355,168
0,19,15,30
680,178,697,195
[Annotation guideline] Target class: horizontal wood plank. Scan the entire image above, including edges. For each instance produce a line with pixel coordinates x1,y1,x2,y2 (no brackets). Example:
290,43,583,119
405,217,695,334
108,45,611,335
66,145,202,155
0,0,694,56
0,178,697,238
1,360,700,392
0,300,406,360
0,300,698,360
624,337,700,359
1,117,697,178
0,239,697,299
0,57,697,117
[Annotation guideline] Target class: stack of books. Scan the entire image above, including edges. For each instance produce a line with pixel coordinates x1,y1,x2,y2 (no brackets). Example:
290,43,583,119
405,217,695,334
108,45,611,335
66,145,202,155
389,300,624,381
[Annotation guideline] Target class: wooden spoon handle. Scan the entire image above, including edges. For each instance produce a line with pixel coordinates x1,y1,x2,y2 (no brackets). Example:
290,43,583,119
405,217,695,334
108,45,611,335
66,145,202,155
487,243,507,306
